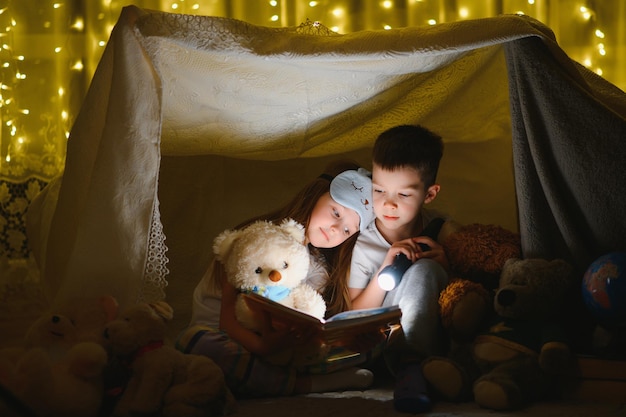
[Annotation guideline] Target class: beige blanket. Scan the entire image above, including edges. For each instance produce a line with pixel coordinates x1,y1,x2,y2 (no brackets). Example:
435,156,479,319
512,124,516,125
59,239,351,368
27,6,625,314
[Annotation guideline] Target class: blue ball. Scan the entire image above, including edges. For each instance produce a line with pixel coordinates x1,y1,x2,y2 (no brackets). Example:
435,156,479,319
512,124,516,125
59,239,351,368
582,252,626,327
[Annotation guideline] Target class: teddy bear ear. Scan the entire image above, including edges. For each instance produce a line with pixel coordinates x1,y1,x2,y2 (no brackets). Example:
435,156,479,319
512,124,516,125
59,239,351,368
550,258,574,280
213,228,242,262
98,295,119,321
148,301,174,322
280,218,306,243
503,257,520,269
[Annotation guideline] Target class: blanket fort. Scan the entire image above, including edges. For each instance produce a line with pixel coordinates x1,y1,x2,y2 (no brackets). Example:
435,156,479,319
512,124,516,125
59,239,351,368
27,6,625,312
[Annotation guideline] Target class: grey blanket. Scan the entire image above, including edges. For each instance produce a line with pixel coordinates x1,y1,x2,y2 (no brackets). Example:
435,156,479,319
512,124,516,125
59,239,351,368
505,38,626,276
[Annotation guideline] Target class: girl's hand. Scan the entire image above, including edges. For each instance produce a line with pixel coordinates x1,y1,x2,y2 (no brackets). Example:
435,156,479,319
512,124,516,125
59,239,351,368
256,313,321,355
257,328,291,355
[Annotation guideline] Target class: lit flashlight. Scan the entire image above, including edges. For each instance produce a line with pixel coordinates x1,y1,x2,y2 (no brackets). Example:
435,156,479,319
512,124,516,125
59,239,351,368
377,252,413,291
376,217,445,291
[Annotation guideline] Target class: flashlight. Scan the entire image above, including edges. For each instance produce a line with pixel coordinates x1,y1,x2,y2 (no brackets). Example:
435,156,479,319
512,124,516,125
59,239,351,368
376,217,445,291
377,252,413,291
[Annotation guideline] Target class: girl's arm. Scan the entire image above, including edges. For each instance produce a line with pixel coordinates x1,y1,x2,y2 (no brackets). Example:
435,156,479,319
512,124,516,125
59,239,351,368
218,269,294,356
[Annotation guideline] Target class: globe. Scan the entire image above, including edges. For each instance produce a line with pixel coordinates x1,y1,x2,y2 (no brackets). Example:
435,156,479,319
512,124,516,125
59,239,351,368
582,252,626,327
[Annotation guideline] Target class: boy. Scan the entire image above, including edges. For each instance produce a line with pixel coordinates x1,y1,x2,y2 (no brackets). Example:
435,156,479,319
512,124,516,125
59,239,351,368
348,124,450,413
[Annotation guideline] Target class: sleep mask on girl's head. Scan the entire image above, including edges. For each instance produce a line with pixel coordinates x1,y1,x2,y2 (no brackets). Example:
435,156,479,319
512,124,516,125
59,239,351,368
330,168,375,232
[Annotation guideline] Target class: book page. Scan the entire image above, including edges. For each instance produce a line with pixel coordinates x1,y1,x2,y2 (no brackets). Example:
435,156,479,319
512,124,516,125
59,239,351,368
242,293,401,344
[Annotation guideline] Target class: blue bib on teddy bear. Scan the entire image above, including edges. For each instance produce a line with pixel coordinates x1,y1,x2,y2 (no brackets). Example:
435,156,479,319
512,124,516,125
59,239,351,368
252,285,291,302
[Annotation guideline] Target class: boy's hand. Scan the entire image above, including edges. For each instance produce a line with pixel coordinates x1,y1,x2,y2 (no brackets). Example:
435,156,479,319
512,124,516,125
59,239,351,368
412,236,449,272
385,237,449,273
385,238,425,264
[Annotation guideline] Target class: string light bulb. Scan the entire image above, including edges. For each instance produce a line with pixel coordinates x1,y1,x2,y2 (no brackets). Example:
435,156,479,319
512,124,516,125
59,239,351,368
0,0,620,181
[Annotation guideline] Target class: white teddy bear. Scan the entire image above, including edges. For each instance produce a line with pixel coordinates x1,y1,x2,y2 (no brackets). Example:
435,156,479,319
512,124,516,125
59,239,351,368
213,218,327,330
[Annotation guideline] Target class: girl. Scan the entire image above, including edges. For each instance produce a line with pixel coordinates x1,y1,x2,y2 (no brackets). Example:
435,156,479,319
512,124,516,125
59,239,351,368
177,160,381,397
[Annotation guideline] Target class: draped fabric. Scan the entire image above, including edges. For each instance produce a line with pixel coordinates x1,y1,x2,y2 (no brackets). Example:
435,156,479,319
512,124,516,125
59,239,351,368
26,6,625,310
505,38,626,275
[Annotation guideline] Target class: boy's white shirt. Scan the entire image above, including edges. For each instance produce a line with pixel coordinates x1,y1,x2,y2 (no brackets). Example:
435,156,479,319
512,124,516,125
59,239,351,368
349,207,444,289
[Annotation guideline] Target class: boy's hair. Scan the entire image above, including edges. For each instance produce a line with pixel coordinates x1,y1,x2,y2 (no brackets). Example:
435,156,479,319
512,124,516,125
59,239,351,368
372,124,444,188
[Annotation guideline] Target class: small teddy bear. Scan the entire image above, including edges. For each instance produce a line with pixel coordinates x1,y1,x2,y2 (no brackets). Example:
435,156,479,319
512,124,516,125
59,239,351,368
0,296,118,417
0,341,108,417
213,218,327,331
424,257,576,411
103,301,236,417
24,295,119,359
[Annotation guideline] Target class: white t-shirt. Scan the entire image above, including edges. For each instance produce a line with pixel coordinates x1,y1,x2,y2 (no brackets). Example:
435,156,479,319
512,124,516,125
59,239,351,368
190,251,329,328
349,208,445,289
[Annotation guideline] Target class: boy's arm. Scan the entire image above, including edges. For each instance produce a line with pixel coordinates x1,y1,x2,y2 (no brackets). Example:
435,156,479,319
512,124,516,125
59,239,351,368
350,234,450,309
347,236,391,310
349,271,388,310
349,243,407,310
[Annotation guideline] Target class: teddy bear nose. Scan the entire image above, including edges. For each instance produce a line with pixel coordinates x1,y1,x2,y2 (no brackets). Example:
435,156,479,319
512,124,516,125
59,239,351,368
269,270,282,282
51,315,60,323
496,289,516,306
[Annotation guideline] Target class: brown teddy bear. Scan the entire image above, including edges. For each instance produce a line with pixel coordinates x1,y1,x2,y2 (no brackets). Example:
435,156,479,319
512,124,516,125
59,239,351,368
423,257,576,410
443,223,522,291
439,223,522,342
418,223,521,403
103,301,236,417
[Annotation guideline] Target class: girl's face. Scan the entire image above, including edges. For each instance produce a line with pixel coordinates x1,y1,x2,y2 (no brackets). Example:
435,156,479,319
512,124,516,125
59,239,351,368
307,192,360,248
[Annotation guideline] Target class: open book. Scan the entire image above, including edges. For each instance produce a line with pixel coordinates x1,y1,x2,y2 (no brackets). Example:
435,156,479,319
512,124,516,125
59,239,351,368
242,292,402,345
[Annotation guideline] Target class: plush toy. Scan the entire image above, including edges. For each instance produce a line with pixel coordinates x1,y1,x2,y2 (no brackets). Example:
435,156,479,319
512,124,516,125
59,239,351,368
24,295,119,358
0,295,119,416
213,218,327,330
104,301,236,417
423,257,576,411
0,341,108,417
418,223,521,403
443,223,522,291
439,223,522,341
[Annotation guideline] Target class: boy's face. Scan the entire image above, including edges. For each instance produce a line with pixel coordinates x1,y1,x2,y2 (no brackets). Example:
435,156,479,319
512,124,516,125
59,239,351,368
371,164,439,234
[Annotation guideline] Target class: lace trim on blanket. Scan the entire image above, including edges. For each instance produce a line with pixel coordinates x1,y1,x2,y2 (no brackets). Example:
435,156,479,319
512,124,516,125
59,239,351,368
138,200,169,303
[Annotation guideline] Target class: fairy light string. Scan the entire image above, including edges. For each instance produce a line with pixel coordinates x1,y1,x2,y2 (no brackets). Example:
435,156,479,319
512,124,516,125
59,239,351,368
0,0,621,182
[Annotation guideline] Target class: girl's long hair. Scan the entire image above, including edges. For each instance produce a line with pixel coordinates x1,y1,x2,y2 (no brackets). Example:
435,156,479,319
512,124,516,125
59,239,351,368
205,159,362,317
